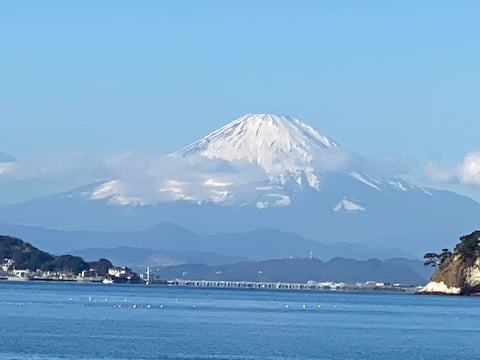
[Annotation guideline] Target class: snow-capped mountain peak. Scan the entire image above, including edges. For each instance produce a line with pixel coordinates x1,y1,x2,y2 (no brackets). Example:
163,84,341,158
174,113,340,188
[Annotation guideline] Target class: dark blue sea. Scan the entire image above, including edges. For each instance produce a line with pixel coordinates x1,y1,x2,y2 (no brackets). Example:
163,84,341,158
1,281,479,360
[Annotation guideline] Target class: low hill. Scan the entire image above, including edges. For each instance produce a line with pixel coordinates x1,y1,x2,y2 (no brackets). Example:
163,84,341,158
0,235,111,275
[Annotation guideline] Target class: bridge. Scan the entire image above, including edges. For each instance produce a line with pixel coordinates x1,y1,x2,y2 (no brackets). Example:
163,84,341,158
168,279,346,290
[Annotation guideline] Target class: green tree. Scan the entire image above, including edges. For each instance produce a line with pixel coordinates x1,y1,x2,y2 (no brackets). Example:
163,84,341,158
423,252,440,267
454,231,480,259
439,248,452,265
424,248,453,267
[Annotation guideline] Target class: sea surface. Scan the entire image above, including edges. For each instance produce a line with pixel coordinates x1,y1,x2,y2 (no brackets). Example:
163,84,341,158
1,282,479,360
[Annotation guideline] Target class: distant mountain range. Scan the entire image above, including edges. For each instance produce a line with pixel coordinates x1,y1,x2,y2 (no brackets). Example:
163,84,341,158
153,257,431,286
0,113,479,256
72,246,246,267
0,222,414,264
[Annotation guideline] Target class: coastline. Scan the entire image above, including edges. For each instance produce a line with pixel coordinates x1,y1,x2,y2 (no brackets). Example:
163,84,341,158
0,276,419,293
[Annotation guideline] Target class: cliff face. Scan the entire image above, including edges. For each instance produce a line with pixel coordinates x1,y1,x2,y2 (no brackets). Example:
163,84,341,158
419,254,480,295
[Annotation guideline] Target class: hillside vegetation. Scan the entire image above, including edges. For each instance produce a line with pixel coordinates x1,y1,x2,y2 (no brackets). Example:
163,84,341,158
0,235,111,275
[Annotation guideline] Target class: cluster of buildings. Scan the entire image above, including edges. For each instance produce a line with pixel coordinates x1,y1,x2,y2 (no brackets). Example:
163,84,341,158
1,259,30,281
0,258,138,283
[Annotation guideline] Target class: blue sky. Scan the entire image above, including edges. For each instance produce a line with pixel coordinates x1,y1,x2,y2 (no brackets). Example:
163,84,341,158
1,1,480,202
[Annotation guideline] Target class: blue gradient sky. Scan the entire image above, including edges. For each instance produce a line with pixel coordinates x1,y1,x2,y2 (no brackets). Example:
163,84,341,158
1,1,480,201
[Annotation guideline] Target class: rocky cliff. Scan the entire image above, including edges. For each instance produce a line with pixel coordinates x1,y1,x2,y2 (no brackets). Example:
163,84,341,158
418,231,480,295
419,252,480,295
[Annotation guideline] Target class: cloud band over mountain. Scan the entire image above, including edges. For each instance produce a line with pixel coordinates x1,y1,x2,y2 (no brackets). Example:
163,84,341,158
1,114,480,206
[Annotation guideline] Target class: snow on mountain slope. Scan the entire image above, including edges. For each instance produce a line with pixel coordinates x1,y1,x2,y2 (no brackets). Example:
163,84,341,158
174,113,342,188
349,172,382,191
333,197,366,212
87,180,145,206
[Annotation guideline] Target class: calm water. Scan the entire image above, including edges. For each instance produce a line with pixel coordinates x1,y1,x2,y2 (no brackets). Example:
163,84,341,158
0,282,479,360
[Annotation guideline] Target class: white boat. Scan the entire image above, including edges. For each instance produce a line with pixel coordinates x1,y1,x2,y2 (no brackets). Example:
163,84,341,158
7,275,30,281
7,269,31,281
102,278,114,284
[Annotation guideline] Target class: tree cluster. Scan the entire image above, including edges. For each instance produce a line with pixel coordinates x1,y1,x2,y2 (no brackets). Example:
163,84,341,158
424,230,480,267
454,231,480,260
423,249,452,268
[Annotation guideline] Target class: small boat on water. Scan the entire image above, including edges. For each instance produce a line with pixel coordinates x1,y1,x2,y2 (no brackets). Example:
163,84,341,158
7,269,31,281
7,275,30,281
102,278,114,284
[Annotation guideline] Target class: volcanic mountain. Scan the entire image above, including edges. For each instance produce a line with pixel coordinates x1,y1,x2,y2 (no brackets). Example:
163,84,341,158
174,113,341,188
1,113,479,256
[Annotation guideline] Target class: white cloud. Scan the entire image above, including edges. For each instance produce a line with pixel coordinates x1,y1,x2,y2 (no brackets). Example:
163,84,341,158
0,153,110,182
7,144,468,206
349,153,417,180
0,151,269,205
0,162,15,176
423,162,457,183
0,145,393,206
310,147,349,173
458,152,480,185
424,152,480,186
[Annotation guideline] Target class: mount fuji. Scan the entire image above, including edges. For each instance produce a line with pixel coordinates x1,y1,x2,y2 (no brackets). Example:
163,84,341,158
161,113,349,207
1,113,479,256
175,113,339,188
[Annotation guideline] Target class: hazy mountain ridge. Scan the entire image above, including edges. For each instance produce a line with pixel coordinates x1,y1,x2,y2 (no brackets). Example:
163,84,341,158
72,246,247,267
0,222,415,262
153,257,430,285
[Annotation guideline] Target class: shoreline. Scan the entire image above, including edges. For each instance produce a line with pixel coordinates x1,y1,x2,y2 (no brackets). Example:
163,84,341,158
0,277,419,293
